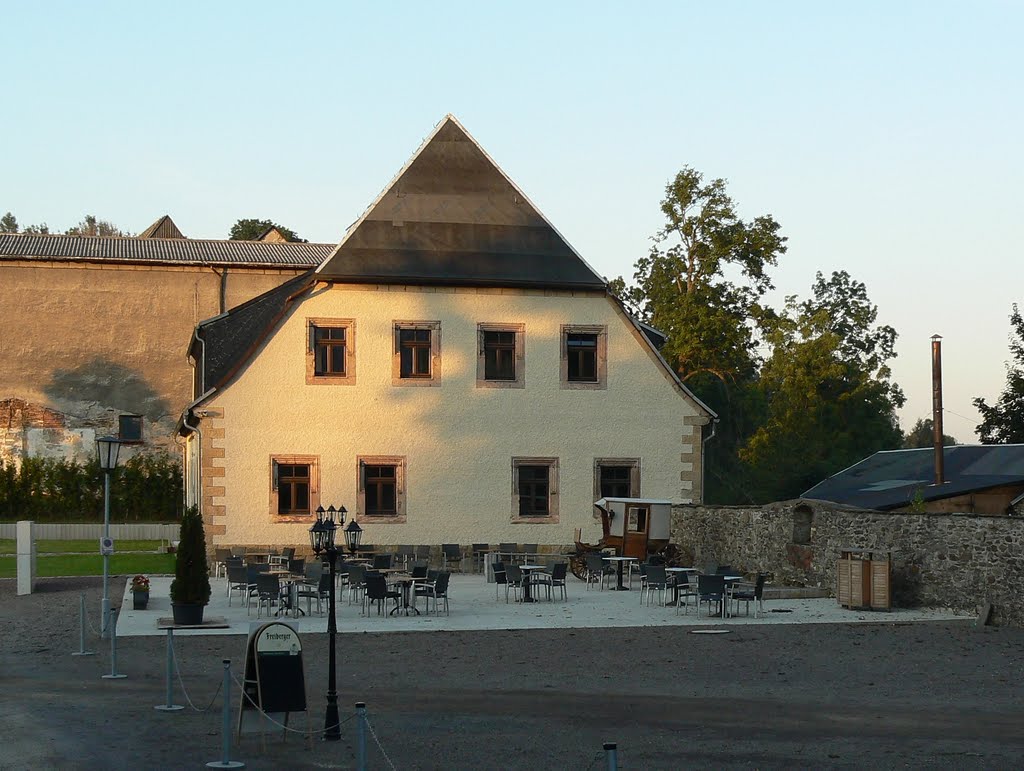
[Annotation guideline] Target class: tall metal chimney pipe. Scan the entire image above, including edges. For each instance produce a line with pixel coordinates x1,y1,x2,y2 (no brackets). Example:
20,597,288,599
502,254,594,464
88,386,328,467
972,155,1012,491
931,334,945,486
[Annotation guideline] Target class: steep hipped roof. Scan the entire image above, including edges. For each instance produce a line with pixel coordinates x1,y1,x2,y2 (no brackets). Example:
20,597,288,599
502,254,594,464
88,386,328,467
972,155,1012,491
317,115,606,290
191,272,314,392
802,444,1024,510
0,233,330,267
138,215,185,239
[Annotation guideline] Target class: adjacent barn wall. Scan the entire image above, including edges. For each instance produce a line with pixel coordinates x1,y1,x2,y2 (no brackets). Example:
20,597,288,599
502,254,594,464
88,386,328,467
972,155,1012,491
671,500,1024,626
0,260,305,462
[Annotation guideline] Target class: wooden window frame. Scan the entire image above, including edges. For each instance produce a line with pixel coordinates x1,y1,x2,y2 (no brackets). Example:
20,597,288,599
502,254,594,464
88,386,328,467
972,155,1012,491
306,317,356,386
269,455,320,523
356,455,407,523
560,324,607,390
511,457,559,524
594,458,641,500
392,321,441,387
118,414,144,444
476,322,526,389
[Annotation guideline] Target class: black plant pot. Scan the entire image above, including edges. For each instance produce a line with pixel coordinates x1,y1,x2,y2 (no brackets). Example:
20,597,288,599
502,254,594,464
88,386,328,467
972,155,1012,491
171,602,205,626
132,591,149,610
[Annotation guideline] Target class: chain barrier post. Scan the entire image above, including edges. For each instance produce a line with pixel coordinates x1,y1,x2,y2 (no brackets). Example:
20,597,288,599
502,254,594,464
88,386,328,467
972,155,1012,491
101,608,127,680
155,627,184,711
71,592,95,657
206,659,245,769
355,702,367,771
603,742,618,770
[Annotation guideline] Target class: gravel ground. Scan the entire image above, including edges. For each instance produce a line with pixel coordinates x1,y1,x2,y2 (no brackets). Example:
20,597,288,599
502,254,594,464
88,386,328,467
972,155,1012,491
3,577,1024,770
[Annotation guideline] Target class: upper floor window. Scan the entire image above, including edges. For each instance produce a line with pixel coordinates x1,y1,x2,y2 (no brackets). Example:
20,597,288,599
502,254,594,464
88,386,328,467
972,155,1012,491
477,323,526,389
307,318,356,385
561,325,607,390
393,321,441,386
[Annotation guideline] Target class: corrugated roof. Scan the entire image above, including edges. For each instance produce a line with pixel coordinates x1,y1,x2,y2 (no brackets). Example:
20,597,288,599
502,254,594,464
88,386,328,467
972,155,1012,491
0,233,330,267
317,115,606,290
802,444,1024,510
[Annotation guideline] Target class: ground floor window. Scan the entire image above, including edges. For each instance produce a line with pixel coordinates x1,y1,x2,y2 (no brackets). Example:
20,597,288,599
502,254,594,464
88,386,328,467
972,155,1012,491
512,457,559,523
271,455,320,520
357,456,407,522
594,458,641,500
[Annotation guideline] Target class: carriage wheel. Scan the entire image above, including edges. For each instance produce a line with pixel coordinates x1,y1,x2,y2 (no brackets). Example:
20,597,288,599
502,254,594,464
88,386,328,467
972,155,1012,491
660,543,683,567
569,554,588,581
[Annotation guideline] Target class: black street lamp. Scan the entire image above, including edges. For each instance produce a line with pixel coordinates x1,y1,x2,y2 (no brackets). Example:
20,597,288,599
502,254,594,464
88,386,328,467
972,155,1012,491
308,503,349,741
96,435,122,638
343,519,363,556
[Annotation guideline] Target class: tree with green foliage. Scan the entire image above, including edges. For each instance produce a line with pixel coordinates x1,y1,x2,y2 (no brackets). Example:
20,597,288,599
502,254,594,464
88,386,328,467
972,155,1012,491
739,271,905,500
65,214,130,237
169,505,211,607
902,418,957,448
974,304,1024,444
613,166,786,503
618,167,786,385
1,212,17,233
228,218,306,242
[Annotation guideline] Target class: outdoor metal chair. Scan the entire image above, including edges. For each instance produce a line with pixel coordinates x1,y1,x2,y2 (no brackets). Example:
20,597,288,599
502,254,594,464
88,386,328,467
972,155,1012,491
471,543,490,573
253,573,282,618
442,543,464,572
673,572,699,614
504,564,524,602
414,545,432,566
534,562,568,601
226,564,249,605
492,561,509,601
732,573,767,617
213,548,232,579
697,574,727,618
415,570,451,615
584,552,613,590
269,547,295,568
362,572,400,616
498,543,518,564
642,565,669,606
396,545,416,569
372,554,393,570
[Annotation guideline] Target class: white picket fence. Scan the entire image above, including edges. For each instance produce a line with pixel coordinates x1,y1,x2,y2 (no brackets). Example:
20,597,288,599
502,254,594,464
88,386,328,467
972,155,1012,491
0,523,179,540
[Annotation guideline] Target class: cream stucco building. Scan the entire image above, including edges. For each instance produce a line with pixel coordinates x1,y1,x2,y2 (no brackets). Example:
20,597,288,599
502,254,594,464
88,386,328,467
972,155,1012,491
181,116,715,549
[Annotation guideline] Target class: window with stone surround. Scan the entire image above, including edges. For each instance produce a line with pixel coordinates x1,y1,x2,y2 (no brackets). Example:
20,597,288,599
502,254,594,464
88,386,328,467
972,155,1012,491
477,323,525,388
306,318,356,385
357,456,407,522
392,321,441,386
560,324,607,389
594,458,641,500
512,457,559,523
270,455,320,520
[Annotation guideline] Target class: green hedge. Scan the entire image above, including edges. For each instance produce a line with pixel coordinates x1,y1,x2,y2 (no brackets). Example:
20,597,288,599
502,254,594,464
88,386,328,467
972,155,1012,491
0,453,183,522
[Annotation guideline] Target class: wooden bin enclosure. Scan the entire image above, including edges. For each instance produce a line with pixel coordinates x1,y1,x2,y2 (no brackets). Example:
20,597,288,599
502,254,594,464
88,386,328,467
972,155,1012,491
837,549,891,611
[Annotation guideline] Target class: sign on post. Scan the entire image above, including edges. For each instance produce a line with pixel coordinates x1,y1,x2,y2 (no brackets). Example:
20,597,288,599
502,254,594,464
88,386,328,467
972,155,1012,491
99,536,115,556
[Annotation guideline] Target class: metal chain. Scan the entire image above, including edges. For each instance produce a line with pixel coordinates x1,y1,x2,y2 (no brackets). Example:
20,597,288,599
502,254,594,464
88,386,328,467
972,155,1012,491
583,750,605,771
228,670,354,736
168,636,223,712
363,713,397,771
83,601,102,637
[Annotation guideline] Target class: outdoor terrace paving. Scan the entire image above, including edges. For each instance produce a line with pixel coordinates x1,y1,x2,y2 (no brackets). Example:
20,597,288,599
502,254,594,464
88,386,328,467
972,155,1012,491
115,572,968,637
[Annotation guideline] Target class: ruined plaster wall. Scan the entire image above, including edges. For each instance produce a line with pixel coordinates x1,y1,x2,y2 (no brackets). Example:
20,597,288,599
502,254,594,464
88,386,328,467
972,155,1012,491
672,501,1024,626
0,260,304,462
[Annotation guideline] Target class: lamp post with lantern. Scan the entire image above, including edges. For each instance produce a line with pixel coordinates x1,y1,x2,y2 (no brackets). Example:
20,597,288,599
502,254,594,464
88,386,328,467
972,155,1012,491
309,504,360,741
96,435,122,638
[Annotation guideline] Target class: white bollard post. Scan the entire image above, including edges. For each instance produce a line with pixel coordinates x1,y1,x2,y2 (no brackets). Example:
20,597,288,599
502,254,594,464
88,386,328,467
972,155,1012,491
206,659,245,769
101,608,127,680
155,627,184,711
16,521,36,595
71,592,95,656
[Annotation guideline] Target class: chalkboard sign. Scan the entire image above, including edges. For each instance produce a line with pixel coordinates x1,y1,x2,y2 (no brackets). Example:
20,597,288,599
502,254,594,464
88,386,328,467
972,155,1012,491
237,622,307,739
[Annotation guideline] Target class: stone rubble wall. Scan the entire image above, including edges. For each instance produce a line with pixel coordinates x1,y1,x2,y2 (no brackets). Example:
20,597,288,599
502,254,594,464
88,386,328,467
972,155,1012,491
671,500,1024,627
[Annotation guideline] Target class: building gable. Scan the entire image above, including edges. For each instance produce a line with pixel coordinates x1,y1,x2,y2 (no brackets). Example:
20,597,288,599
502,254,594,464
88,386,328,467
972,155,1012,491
317,115,606,290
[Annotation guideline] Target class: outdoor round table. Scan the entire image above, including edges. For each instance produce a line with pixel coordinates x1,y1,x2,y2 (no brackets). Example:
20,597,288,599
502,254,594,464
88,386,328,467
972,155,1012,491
603,556,637,591
389,574,428,615
519,564,546,602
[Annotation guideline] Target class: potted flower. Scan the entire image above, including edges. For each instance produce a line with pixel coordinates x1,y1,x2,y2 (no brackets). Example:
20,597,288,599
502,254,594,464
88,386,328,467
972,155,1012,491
130,574,151,610
169,505,211,625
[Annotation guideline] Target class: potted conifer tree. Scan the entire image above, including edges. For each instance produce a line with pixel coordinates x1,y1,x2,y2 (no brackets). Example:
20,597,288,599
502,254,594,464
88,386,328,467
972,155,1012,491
170,505,211,625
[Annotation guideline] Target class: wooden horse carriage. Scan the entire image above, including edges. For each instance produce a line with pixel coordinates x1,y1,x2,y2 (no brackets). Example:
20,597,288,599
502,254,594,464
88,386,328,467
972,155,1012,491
569,497,682,580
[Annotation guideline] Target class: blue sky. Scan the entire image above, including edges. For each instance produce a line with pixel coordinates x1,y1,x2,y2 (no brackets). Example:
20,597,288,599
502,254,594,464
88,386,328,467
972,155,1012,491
4,2,1021,439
